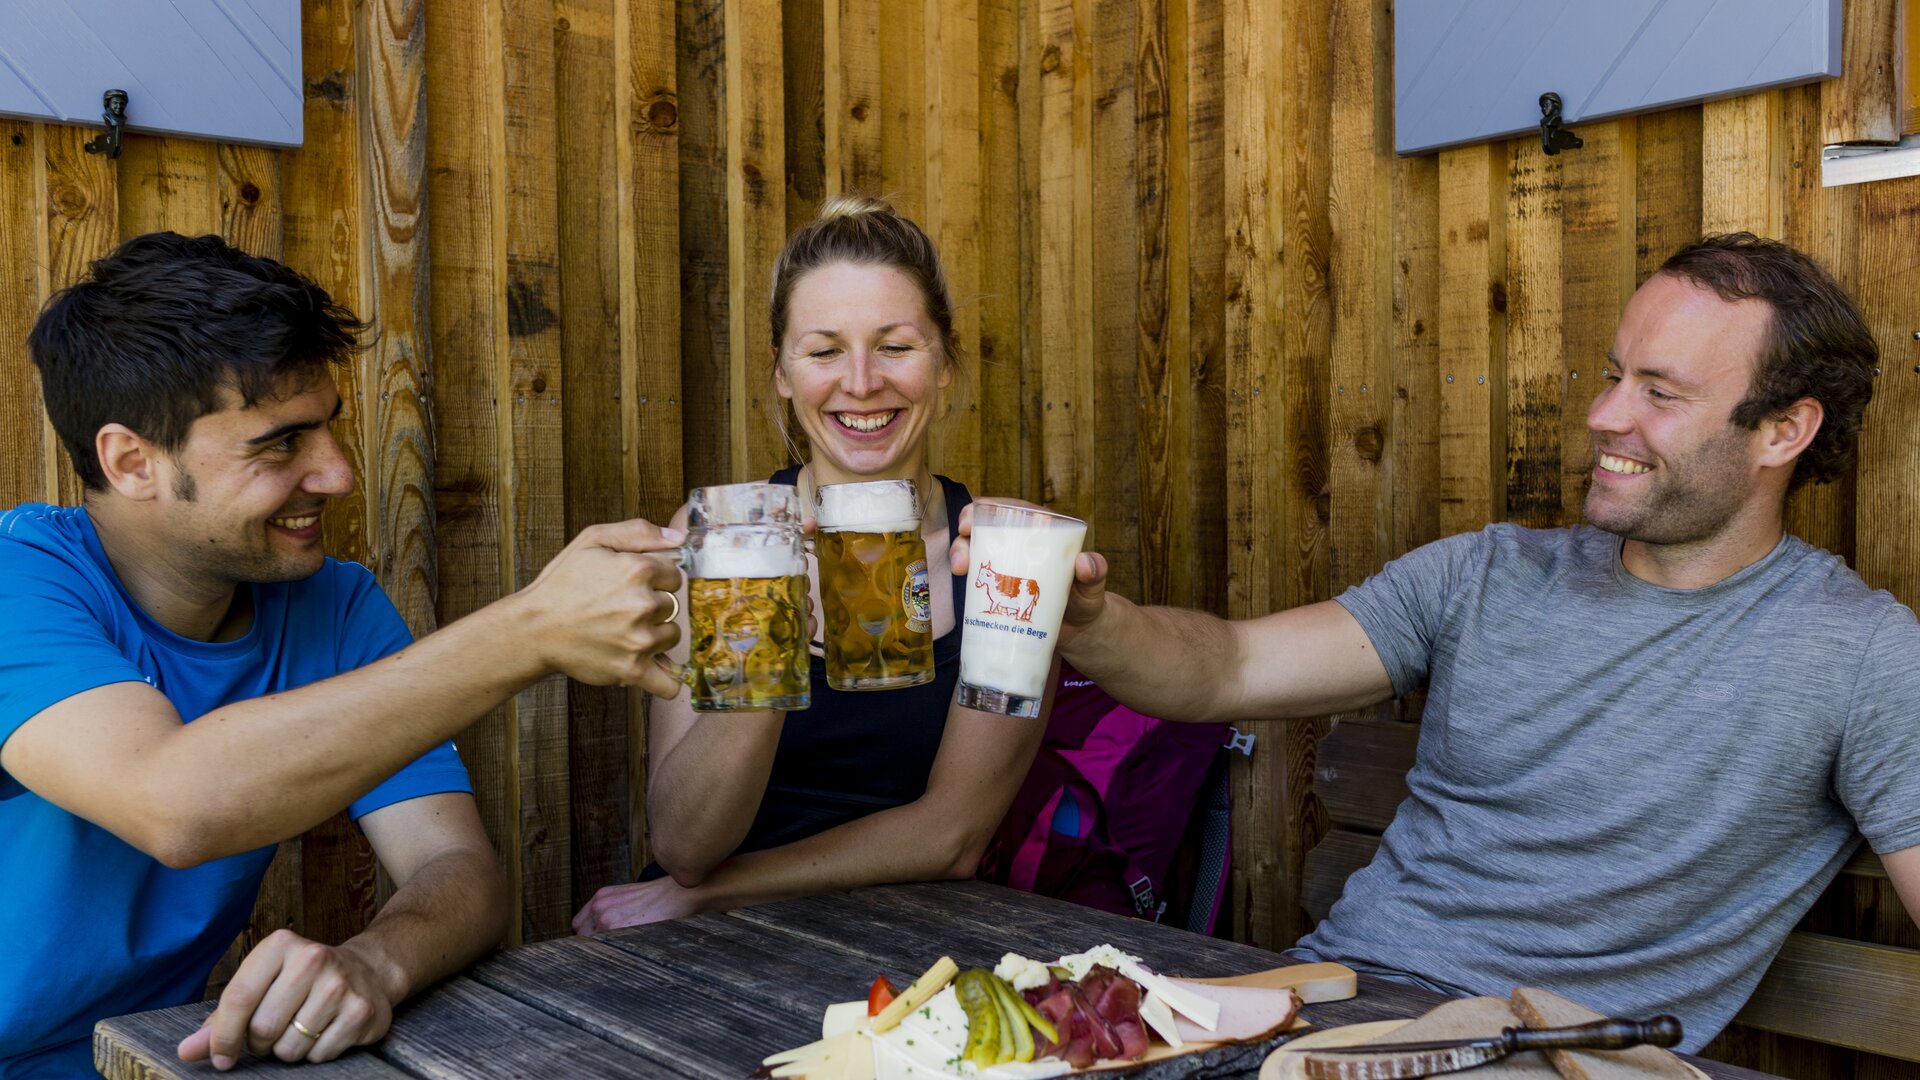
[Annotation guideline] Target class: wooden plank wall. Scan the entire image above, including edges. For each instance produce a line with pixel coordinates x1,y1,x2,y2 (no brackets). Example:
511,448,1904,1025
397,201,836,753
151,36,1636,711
0,4,1915,1075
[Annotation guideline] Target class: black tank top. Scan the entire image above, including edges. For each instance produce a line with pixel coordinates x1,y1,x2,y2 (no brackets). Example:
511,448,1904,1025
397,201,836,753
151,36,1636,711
641,468,973,878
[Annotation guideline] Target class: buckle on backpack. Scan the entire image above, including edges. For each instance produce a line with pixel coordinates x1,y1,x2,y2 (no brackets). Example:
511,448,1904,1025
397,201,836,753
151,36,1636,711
1224,727,1256,756
1129,875,1164,920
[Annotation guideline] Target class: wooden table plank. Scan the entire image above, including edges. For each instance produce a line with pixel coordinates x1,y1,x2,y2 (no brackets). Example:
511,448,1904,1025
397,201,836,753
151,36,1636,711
469,932,819,1078
95,1002,409,1079
95,881,1789,1080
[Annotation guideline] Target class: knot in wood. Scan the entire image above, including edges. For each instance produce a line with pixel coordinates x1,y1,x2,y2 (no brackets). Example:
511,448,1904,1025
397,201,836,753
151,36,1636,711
1041,44,1063,74
1353,425,1383,462
646,98,678,131
240,182,261,204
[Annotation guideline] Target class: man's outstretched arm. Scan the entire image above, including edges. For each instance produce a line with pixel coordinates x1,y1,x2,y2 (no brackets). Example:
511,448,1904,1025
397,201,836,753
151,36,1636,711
179,793,508,1069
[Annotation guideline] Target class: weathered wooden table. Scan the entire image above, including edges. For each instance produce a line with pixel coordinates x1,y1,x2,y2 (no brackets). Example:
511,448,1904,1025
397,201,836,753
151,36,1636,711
96,880,1777,1079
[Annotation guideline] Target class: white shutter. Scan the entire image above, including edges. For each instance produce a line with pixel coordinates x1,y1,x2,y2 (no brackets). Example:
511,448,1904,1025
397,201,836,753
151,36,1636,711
0,0,302,147
1395,0,1842,155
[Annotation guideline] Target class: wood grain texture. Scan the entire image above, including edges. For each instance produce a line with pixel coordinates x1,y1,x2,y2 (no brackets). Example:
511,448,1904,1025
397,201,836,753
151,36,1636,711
829,0,882,196
878,0,927,225
679,0,731,489
556,0,632,914
95,1002,408,1079
1435,143,1506,535
117,135,217,239
1391,153,1440,559
1557,119,1634,527
924,0,983,485
1782,82,1859,562
1633,105,1702,285
1327,0,1392,592
977,0,1026,501
1502,137,1562,530
1034,0,1076,511
1735,933,1920,1062
1091,0,1141,598
1855,174,1920,612
621,0,686,875
783,0,825,231
1182,0,1227,614
1701,92,1783,237
0,120,47,508
1136,0,1176,605
1822,0,1903,145
38,122,118,506
725,0,789,481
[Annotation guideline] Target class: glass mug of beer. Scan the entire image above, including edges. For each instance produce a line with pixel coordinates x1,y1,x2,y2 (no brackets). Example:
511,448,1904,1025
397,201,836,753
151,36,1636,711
956,502,1088,717
814,479,935,691
681,483,810,712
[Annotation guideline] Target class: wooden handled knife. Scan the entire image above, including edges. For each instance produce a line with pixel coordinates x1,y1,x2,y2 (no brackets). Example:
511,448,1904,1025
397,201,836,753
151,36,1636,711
1296,1015,1683,1079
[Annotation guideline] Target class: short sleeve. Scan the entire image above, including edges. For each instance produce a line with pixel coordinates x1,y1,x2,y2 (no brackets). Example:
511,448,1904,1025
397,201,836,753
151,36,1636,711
329,566,474,820
0,545,148,756
1332,529,1489,698
1836,604,1920,854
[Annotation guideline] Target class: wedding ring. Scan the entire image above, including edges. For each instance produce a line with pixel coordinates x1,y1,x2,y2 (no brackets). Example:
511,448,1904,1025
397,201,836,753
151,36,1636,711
661,590,680,624
291,1018,323,1041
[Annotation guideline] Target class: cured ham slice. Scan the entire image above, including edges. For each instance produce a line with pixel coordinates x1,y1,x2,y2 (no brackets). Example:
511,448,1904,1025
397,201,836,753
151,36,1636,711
1164,981,1301,1043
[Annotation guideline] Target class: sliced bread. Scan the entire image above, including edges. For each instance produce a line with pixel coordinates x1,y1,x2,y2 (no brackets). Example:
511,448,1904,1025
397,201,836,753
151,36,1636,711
1508,987,1697,1080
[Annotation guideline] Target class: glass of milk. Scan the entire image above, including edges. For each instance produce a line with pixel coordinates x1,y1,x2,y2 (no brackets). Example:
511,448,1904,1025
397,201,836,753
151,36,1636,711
956,502,1088,717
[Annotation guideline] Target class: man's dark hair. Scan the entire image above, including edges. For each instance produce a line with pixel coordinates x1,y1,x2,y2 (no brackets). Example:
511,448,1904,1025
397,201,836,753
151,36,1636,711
27,231,367,491
1658,233,1877,490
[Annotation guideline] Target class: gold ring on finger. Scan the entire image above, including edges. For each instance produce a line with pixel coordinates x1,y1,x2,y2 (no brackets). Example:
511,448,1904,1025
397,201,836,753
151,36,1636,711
291,1018,324,1041
661,590,680,624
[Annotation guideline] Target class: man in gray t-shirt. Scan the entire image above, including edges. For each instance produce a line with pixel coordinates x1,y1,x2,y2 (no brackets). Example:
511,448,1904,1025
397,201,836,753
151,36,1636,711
956,234,1920,1050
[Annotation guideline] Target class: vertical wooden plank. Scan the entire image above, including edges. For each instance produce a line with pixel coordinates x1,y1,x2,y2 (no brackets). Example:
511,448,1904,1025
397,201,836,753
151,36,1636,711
1391,154,1440,559
117,136,217,239
784,0,825,230
1090,0,1140,599
497,0,573,945
1327,0,1391,592
217,147,283,257
1701,92,1784,237
1068,0,1096,530
1822,0,1902,145
1034,0,1076,511
426,0,513,943
1633,106,1702,285
924,0,983,485
38,124,119,506
1557,119,1635,527
620,0,686,875
1224,0,1329,950
0,121,48,508
1136,0,1175,606
555,0,631,914
878,1,926,225
978,0,1025,501
725,0,788,482
1784,82,1860,562
284,0,371,959
1183,0,1227,614
1502,138,1562,530
831,0,883,195
1436,144,1507,536
679,0,731,490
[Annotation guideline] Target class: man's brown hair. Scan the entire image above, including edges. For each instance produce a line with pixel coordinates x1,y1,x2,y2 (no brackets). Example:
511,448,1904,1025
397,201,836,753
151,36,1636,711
1658,233,1877,490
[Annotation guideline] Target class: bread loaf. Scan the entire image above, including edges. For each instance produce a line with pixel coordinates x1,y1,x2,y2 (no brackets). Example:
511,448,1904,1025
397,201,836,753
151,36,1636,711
1340,996,1560,1077
1508,987,1697,1080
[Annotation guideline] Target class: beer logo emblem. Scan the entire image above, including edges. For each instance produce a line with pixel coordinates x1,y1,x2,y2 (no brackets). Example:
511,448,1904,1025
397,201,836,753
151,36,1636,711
903,558,932,633
973,561,1041,623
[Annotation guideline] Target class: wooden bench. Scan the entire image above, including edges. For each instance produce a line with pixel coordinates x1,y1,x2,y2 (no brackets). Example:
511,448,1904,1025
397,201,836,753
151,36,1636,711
1302,709,1920,1075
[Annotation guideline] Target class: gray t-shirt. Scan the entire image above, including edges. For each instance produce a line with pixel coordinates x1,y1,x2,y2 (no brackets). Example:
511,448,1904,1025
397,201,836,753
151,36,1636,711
1295,524,1920,1051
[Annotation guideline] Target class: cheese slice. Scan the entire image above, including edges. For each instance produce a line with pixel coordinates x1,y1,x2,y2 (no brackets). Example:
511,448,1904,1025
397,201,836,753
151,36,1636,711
824,1001,868,1039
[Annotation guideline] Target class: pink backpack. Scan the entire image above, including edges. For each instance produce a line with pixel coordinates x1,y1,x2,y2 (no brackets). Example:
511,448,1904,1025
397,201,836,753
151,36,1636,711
978,664,1234,934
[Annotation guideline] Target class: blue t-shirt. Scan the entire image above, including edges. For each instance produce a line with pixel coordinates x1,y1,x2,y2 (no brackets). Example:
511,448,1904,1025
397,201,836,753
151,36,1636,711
0,505,472,1079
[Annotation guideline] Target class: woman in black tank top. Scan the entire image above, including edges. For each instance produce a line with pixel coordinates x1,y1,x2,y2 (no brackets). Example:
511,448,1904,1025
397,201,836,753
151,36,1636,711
574,197,1048,932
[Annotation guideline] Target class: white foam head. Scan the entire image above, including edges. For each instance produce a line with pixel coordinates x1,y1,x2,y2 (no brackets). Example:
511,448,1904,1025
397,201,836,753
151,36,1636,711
815,480,919,533
690,530,804,578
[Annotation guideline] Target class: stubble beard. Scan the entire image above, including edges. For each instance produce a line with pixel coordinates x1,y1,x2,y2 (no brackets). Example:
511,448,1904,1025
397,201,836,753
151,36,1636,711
1584,426,1753,547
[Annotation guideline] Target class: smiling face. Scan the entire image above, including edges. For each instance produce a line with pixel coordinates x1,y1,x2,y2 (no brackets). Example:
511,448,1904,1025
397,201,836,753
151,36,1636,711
1583,272,1775,547
150,373,355,586
774,261,953,484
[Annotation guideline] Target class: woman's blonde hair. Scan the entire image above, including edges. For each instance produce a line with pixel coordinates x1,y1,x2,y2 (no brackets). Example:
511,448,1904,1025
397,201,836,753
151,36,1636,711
768,194,960,367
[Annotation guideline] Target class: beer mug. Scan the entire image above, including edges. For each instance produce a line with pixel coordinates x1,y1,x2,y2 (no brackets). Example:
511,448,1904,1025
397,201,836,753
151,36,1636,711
682,483,810,712
814,479,935,691
956,502,1087,718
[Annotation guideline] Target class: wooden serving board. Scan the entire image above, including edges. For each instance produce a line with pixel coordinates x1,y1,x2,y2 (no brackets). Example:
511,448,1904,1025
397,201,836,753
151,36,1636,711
1258,1019,1711,1080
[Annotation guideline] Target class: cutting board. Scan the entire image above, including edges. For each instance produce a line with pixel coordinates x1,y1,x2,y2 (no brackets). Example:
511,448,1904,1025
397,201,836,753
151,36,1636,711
1257,1016,1710,1080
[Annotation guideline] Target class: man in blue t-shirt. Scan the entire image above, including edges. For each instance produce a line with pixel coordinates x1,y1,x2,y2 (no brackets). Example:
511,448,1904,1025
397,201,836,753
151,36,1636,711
957,234,1920,1049
0,233,687,1078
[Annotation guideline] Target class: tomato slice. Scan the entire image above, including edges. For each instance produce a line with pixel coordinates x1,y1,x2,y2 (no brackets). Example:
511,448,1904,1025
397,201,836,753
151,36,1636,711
868,975,898,1016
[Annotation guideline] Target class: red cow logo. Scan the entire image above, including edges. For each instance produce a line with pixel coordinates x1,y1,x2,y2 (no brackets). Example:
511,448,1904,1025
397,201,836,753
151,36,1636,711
974,561,1040,622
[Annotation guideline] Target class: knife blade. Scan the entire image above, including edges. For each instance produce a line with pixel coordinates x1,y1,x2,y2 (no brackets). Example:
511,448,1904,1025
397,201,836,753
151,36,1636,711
1297,1015,1682,1080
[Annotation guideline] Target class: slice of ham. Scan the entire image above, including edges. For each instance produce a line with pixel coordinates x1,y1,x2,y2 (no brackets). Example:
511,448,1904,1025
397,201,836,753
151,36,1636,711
1164,980,1301,1043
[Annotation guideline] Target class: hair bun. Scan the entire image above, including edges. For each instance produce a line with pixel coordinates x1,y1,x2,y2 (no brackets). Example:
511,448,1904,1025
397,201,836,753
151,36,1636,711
816,193,896,223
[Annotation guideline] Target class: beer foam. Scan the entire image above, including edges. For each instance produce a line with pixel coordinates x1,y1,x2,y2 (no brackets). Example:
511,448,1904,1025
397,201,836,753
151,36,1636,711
692,543,803,579
815,481,919,533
